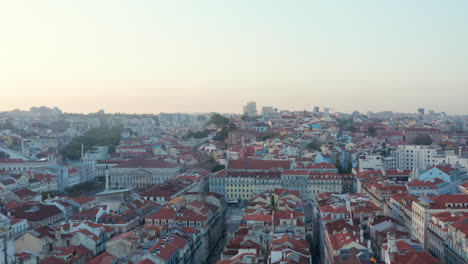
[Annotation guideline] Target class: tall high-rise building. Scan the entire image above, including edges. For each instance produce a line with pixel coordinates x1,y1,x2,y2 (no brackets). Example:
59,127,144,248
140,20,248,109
243,101,257,117
418,108,425,116
262,106,275,116
313,106,320,114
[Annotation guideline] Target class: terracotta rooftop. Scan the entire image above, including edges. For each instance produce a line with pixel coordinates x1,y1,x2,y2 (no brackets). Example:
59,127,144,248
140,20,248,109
227,159,291,170
114,159,177,168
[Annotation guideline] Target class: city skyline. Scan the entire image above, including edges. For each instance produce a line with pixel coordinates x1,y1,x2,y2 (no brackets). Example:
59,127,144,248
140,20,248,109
1,2,467,264
1,0,467,115
0,103,459,116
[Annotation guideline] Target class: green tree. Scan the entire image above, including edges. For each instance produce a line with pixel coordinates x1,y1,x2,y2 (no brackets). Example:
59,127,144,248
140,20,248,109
412,134,433,145
306,141,320,151
262,133,278,141
346,125,357,132
213,127,229,142
367,126,377,136
208,113,229,128
334,154,345,174
211,164,225,173
207,113,237,142
346,159,353,173
186,129,214,139
61,125,123,160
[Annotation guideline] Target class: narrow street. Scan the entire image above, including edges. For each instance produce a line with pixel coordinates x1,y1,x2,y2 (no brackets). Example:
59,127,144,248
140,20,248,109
304,204,320,264
211,206,244,263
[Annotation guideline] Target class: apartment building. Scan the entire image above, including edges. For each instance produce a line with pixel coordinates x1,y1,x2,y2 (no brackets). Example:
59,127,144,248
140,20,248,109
411,195,468,250
109,159,179,189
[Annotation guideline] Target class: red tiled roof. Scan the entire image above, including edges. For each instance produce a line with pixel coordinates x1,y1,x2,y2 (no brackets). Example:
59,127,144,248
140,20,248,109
403,127,441,134
181,226,198,234
149,239,178,261
227,159,291,170
425,195,468,209
54,245,91,256
325,219,358,234
395,240,416,253
243,214,273,222
0,159,25,163
87,252,116,264
393,251,441,264
306,162,337,169
9,203,62,222
355,169,383,179
39,256,66,264
33,173,57,182
320,205,347,214
435,165,456,174
272,234,309,249
328,229,365,250
138,259,156,264
14,188,39,199
114,159,177,168
451,214,468,236
147,208,176,221
74,229,100,241
67,196,96,205
273,210,305,225
385,169,412,176
110,231,141,242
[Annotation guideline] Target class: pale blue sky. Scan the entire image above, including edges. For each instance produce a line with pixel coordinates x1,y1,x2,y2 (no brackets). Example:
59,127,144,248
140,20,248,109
0,1,467,114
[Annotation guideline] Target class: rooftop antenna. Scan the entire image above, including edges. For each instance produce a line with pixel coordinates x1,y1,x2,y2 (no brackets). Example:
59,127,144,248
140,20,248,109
243,144,248,171
80,144,84,162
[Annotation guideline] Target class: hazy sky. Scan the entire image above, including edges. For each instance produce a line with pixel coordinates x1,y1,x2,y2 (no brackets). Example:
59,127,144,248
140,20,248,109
1,1,467,114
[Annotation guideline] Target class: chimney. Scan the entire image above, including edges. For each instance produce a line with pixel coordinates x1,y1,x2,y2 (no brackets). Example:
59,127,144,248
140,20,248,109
54,229,61,240
81,144,84,162
387,231,396,253
105,170,109,191
360,228,364,244
7,211,11,217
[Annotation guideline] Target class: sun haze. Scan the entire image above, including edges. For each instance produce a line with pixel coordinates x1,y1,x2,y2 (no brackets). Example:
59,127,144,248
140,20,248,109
0,0,467,114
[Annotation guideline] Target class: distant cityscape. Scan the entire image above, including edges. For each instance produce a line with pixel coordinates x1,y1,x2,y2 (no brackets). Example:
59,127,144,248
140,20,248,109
0,102,466,264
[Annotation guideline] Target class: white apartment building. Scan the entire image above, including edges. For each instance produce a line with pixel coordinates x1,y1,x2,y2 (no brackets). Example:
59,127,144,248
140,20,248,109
82,146,109,178
0,159,58,173
393,145,444,171
411,195,468,250
243,101,257,117
109,159,179,189
358,154,384,172
391,145,468,173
